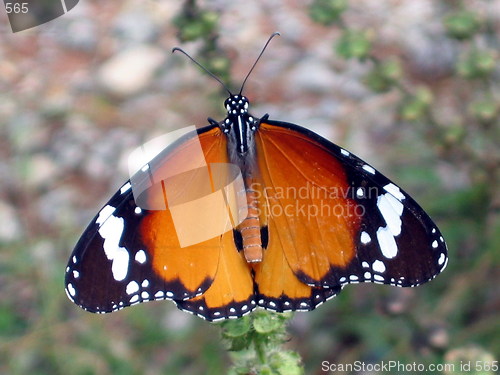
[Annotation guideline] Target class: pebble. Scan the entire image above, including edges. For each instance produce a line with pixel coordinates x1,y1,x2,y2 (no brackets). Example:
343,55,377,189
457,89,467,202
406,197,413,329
98,45,166,97
113,8,158,45
0,200,22,242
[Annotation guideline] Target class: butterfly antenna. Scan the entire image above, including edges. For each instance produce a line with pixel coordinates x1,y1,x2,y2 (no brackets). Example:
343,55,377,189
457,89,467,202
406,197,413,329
239,32,281,95
172,47,232,96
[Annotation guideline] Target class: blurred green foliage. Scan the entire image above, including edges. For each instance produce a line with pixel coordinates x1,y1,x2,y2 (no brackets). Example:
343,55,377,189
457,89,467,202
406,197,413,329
335,29,372,60
173,0,231,88
222,312,303,375
364,58,403,93
457,48,497,79
443,10,482,40
309,0,347,26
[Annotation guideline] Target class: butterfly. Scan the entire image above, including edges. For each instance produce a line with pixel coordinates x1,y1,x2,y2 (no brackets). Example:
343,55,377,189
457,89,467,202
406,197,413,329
65,33,448,321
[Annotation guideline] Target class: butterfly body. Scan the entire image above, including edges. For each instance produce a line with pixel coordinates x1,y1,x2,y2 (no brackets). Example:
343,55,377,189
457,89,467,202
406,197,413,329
65,92,447,321
218,94,265,262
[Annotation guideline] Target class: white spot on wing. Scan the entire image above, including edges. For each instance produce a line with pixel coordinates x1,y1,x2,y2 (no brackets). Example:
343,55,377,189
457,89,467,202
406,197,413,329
155,291,164,298
126,281,139,295
441,254,448,269
111,247,129,281
98,214,130,281
372,260,386,273
96,205,116,226
438,252,446,266
377,194,403,236
383,183,405,201
432,240,438,249
67,283,76,297
135,250,147,264
376,226,398,258
360,231,371,244
341,148,350,156
362,164,376,174
356,187,364,198
65,288,75,302
120,182,132,194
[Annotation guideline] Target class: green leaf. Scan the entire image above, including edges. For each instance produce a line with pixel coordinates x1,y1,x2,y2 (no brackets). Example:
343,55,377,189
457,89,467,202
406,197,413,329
336,30,372,60
252,311,284,334
399,87,433,122
270,351,304,375
444,10,481,40
364,59,403,92
221,316,252,338
469,99,499,123
174,10,219,42
456,49,497,79
309,0,348,25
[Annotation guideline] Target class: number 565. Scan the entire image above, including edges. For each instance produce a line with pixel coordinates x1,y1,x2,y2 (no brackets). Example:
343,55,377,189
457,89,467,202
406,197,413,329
5,2,29,14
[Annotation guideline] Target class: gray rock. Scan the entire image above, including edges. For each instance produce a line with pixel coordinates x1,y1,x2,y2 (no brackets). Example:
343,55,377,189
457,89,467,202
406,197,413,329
0,200,22,242
113,9,158,45
98,45,166,97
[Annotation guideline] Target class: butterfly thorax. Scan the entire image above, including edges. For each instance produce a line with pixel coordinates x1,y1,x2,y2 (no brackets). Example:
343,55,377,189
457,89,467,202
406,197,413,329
219,94,264,263
220,95,258,165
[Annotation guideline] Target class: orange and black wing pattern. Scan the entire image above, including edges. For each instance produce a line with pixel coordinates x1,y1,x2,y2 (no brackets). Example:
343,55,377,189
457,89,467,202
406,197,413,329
66,114,447,321
251,120,447,313
65,125,256,320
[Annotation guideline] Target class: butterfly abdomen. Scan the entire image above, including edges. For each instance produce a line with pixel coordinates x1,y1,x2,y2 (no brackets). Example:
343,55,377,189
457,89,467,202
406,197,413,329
239,185,263,263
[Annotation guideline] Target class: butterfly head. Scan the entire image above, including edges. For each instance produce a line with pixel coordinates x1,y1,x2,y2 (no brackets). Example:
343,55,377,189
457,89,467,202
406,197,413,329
221,94,258,158
224,94,250,117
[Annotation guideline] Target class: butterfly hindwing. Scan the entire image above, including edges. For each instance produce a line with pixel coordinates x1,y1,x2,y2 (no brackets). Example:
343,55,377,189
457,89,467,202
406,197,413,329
252,215,343,312
174,230,256,321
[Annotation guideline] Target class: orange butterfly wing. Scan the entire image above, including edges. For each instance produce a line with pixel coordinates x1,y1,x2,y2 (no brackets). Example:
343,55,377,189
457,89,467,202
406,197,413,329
137,126,255,319
256,122,361,275
252,120,447,312
66,126,255,319
248,122,360,310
